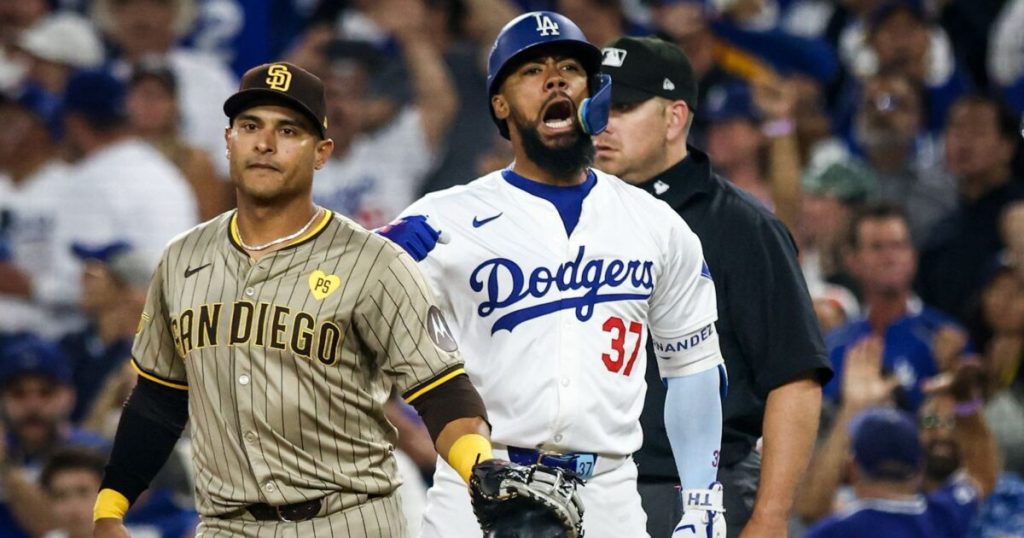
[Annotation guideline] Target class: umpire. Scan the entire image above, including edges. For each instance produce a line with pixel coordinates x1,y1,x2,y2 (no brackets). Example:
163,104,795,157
595,37,833,538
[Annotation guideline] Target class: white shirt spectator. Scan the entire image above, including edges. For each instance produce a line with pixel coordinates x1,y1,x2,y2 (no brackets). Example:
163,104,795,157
41,139,198,318
313,108,435,229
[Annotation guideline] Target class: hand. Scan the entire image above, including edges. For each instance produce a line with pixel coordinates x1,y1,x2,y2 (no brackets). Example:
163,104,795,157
841,337,898,411
94,518,130,538
932,325,968,372
366,0,427,39
751,76,797,121
675,482,726,537
923,356,986,403
375,215,450,261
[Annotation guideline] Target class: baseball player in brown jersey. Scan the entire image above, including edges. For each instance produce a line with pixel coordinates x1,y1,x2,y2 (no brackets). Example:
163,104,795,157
91,62,499,537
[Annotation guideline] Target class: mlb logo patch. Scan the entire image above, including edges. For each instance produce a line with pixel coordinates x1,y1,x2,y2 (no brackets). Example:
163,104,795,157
602,48,627,67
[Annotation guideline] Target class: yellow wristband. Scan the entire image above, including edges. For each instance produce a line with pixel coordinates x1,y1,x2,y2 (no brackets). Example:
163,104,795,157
94,488,130,521
447,433,493,483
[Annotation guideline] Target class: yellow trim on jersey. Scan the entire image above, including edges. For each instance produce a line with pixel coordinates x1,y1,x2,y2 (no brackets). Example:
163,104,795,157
130,359,189,391
229,209,333,251
403,367,466,404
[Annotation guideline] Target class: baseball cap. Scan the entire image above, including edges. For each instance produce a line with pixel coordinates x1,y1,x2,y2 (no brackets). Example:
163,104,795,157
129,57,178,95
61,69,128,125
0,333,72,388
223,62,327,138
71,241,153,289
1,83,62,139
801,160,877,204
850,407,923,481
601,36,698,108
702,82,759,123
17,13,104,69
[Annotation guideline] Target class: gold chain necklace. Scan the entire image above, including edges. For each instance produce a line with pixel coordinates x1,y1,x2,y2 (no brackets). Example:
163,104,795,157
237,207,323,251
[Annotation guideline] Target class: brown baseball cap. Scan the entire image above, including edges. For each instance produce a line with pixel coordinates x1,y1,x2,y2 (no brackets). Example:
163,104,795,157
223,62,327,138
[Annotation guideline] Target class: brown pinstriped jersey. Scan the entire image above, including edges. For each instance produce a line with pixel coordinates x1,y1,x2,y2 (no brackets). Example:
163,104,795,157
132,209,463,516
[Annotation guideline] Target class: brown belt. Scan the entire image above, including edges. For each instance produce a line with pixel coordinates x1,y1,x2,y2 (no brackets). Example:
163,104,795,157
245,498,323,522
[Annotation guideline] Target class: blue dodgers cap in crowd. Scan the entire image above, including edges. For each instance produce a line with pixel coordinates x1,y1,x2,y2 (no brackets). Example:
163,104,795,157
0,333,72,387
701,82,759,123
850,407,923,481
61,68,128,124
1,84,62,139
71,240,152,289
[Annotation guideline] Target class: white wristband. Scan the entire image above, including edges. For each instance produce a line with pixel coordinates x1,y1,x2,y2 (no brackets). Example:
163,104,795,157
682,485,725,513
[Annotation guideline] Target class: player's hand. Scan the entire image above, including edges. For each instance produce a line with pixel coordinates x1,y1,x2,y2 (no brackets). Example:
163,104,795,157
674,482,726,538
94,518,130,538
375,215,449,261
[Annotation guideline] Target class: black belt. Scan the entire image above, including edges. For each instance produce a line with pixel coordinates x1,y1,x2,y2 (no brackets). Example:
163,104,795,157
246,498,323,522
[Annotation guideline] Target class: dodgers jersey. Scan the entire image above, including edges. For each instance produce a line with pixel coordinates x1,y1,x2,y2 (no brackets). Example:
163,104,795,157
400,168,722,456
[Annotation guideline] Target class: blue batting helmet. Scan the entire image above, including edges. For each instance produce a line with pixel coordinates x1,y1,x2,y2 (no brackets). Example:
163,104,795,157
486,11,610,138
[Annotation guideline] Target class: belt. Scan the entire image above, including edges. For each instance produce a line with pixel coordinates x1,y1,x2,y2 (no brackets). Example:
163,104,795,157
245,498,323,522
505,446,628,480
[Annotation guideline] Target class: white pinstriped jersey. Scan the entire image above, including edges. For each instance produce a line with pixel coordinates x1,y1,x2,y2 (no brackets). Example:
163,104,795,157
401,169,722,457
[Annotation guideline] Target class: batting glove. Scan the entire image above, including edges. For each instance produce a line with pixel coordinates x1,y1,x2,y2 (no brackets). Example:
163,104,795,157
672,482,726,538
375,215,449,261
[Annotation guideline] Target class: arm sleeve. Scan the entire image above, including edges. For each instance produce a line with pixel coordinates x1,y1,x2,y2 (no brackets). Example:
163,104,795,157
648,215,723,378
728,217,831,396
99,377,189,504
354,248,465,398
665,365,725,490
131,256,188,388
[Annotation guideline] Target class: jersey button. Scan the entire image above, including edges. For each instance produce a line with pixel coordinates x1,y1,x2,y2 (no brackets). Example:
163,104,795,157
238,374,250,385
264,482,276,493
245,431,257,443
560,377,570,387
554,434,564,443
245,286,255,297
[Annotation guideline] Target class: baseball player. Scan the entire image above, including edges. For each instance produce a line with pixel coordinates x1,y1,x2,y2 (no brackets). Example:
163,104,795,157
388,11,727,538
91,62,502,538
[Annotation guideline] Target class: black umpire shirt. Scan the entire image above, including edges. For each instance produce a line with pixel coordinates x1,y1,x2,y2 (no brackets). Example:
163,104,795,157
635,147,833,480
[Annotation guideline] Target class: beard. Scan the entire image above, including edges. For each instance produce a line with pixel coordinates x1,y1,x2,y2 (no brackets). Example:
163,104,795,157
510,108,594,182
923,439,961,483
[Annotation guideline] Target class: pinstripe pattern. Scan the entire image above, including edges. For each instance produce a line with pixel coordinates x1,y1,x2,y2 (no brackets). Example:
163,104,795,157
132,210,460,534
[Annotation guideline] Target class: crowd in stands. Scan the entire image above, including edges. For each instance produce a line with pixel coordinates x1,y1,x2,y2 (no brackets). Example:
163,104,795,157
0,0,1022,536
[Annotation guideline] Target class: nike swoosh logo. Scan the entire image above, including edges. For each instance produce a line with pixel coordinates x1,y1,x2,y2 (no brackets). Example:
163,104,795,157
184,263,211,278
472,213,503,228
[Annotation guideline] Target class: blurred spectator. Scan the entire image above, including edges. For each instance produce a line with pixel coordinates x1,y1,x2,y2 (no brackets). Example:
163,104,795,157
420,0,529,194
556,0,647,50
824,203,963,411
11,13,104,94
791,74,849,169
39,447,198,538
989,0,1024,114
1001,200,1024,281
703,82,773,205
91,0,237,176
917,95,1024,321
863,0,967,133
0,85,79,337
305,0,458,228
0,0,48,89
126,59,233,220
58,242,148,423
967,263,1024,393
0,334,108,538
797,159,875,302
853,71,956,245
797,341,998,535
56,69,197,283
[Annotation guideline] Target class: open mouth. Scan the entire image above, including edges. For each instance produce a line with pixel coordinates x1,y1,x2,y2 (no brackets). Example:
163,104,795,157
542,99,575,130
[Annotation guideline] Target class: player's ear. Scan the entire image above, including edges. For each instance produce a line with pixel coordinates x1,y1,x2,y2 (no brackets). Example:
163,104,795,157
492,94,510,121
314,138,334,169
665,100,689,141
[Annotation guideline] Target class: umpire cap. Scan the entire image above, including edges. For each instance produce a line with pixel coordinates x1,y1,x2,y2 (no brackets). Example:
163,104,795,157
224,62,328,138
600,36,698,109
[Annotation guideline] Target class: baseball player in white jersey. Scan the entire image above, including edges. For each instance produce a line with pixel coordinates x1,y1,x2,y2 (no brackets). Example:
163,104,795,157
383,11,728,538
